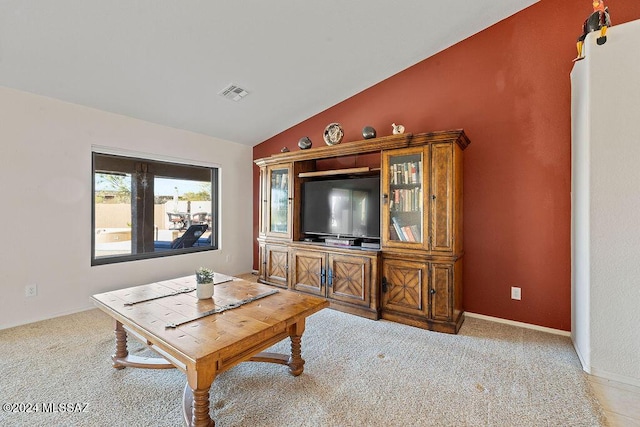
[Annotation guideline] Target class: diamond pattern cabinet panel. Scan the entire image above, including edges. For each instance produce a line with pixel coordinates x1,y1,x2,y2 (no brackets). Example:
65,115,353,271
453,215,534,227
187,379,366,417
327,254,370,307
290,250,325,296
381,258,428,318
264,244,289,288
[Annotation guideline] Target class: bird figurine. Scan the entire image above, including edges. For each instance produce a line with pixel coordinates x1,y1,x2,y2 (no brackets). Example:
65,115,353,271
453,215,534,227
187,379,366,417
574,0,611,62
392,123,405,135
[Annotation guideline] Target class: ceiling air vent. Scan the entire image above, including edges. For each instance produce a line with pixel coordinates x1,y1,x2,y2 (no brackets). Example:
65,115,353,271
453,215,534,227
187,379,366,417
218,84,249,101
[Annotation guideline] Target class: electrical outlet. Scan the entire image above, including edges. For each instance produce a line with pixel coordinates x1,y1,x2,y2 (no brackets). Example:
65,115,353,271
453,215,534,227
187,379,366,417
25,284,38,297
511,286,521,300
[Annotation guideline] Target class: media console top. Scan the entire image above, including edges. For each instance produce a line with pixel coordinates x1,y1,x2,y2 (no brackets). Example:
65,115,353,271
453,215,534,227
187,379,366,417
254,130,469,167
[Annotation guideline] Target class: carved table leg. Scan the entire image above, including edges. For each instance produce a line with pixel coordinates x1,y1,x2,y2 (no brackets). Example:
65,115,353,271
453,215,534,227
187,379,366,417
112,320,129,370
193,388,214,427
184,370,215,427
287,321,306,376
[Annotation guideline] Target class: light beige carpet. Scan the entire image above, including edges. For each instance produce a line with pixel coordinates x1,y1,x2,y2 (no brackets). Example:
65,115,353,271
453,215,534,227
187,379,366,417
0,299,604,426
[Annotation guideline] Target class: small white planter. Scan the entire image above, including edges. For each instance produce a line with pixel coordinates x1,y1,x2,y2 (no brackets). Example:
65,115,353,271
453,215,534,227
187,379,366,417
196,282,214,299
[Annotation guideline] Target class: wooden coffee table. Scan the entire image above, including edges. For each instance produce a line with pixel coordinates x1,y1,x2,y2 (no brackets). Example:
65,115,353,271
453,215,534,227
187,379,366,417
92,274,329,427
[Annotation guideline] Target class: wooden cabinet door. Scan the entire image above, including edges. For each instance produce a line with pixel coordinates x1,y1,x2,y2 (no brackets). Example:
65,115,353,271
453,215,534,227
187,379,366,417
327,254,371,307
381,258,428,317
429,262,453,322
264,244,289,288
258,242,266,281
258,167,267,236
290,249,325,296
429,143,454,254
265,164,292,239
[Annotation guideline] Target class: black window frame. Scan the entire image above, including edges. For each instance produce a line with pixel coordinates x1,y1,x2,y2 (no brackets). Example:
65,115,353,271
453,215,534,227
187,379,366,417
92,152,219,266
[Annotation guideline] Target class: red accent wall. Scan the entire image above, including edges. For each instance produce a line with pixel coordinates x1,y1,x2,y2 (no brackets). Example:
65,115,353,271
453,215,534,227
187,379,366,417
252,0,640,331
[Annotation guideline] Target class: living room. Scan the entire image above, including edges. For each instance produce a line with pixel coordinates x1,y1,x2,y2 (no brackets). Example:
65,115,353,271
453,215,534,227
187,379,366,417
2,1,640,425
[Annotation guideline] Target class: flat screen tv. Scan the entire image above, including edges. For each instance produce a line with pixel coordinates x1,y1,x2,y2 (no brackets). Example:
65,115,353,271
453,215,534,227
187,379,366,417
302,177,380,239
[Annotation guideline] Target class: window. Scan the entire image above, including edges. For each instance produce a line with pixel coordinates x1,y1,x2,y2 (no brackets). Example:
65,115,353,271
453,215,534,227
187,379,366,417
92,152,218,265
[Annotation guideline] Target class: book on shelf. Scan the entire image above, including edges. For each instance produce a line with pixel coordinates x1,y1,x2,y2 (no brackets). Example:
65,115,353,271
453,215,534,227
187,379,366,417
390,216,422,243
390,187,422,212
409,224,421,243
390,160,422,185
391,217,406,241
401,225,416,242
389,224,400,241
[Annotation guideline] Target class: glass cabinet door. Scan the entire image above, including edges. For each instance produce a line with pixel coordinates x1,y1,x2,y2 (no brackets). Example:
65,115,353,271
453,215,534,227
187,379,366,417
382,148,425,246
266,164,292,237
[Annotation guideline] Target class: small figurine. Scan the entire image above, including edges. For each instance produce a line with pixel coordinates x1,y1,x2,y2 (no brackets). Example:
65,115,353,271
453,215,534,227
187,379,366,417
298,137,312,150
280,146,290,153
574,0,611,61
392,123,405,135
362,126,376,139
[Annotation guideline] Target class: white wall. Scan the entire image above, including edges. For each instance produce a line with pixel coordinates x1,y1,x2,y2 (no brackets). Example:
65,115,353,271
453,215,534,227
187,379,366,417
571,20,640,387
0,87,254,329
570,31,592,373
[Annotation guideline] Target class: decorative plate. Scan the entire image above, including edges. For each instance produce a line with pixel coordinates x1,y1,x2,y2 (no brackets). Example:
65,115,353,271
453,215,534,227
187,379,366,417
323,123,344,146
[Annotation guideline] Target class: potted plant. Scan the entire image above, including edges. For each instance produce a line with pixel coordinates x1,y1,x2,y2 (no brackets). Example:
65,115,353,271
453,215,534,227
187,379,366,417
195,267,214,299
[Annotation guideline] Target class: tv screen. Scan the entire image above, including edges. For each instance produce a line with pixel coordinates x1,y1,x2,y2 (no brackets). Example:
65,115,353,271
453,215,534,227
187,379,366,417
302,177,380,239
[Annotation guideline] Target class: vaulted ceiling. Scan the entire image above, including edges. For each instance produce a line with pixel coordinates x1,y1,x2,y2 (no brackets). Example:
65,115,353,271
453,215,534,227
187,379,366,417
0,1,538,146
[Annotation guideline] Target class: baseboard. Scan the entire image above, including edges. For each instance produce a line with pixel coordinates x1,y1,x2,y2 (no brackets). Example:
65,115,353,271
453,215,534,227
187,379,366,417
465,312,571,337
572,339,591,373
589,367,640,389
0,304,96,331
571,336,640,388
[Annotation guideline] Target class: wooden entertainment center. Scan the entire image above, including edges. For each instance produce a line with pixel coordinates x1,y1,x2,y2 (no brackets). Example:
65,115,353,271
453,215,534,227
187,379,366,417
255,130,469,334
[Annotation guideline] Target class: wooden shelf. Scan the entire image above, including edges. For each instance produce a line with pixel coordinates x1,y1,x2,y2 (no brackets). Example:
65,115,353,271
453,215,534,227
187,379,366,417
298,167,371,178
